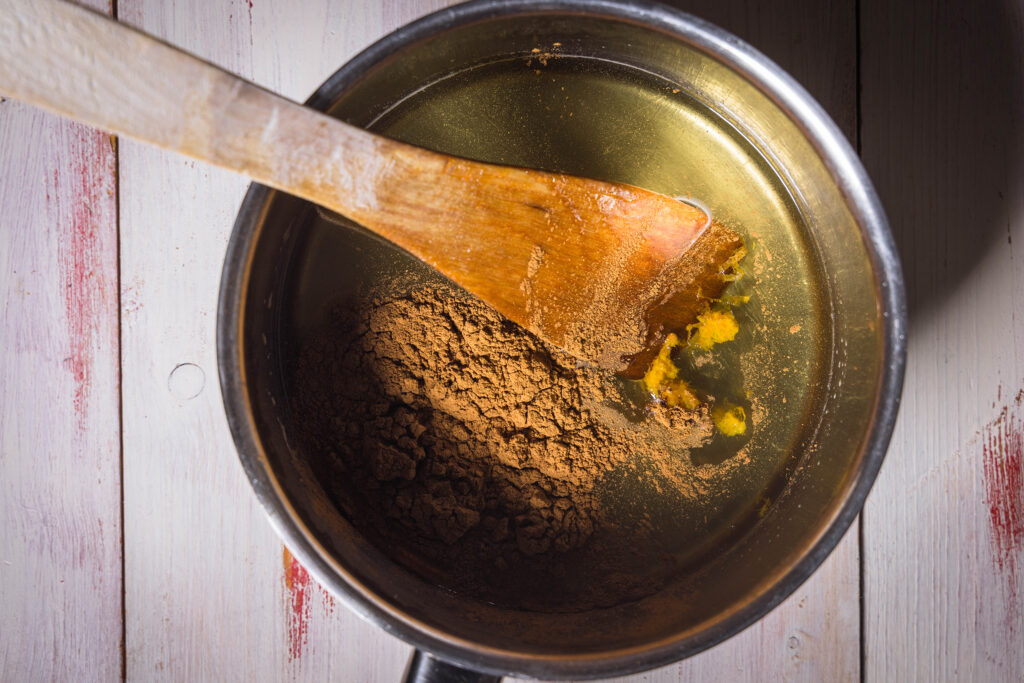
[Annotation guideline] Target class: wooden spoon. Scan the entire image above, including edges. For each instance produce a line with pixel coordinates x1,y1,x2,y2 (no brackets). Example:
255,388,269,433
0,0,743,378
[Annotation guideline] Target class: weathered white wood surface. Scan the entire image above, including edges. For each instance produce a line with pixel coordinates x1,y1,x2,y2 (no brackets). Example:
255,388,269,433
7,0,1022,680
861,0,1024,680
0,1,122,680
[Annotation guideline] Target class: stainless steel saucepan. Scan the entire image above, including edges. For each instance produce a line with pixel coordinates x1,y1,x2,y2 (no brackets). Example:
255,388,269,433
217,1,906,679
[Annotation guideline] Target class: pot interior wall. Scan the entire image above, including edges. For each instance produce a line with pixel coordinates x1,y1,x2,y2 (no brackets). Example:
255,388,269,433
235,10,882,662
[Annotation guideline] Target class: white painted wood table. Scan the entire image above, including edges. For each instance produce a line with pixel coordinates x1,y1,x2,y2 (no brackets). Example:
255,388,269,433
2,0,1022,680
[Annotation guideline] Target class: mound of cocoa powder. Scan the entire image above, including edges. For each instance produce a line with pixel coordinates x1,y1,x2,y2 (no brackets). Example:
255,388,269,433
291,282,734,609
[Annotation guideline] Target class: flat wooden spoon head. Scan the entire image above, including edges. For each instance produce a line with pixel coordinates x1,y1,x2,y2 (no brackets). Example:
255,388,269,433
335,153,745,377
0,0,744,376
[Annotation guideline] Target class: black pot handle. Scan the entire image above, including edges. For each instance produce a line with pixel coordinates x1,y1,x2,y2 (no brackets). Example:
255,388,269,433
402,649,503,683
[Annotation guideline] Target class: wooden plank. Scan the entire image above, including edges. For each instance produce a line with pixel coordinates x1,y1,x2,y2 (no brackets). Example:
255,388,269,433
609,1,862,680
554,532,858,683
117,0,446,680
0,1,121,678
116,0,861,680
677,535,859,682
861,0,1024,679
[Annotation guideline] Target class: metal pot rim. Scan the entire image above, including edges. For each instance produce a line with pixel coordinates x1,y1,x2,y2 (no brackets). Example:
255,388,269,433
217,0,906,678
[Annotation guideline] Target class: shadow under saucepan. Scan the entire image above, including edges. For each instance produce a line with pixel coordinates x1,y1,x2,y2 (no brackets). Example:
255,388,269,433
859,0,1024,327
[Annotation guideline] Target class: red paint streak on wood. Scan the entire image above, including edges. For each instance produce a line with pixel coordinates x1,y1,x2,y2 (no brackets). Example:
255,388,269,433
283,546,312,660
982,388,1024,628
52,125,116,432
247,1,255,49
282,546,335,660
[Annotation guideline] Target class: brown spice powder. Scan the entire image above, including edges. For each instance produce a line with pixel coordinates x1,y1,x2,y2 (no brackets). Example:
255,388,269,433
293,280,744,609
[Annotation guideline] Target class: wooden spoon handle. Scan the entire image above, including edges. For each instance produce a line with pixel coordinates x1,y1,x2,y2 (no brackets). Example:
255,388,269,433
0,0,399,219
0,0,736,376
